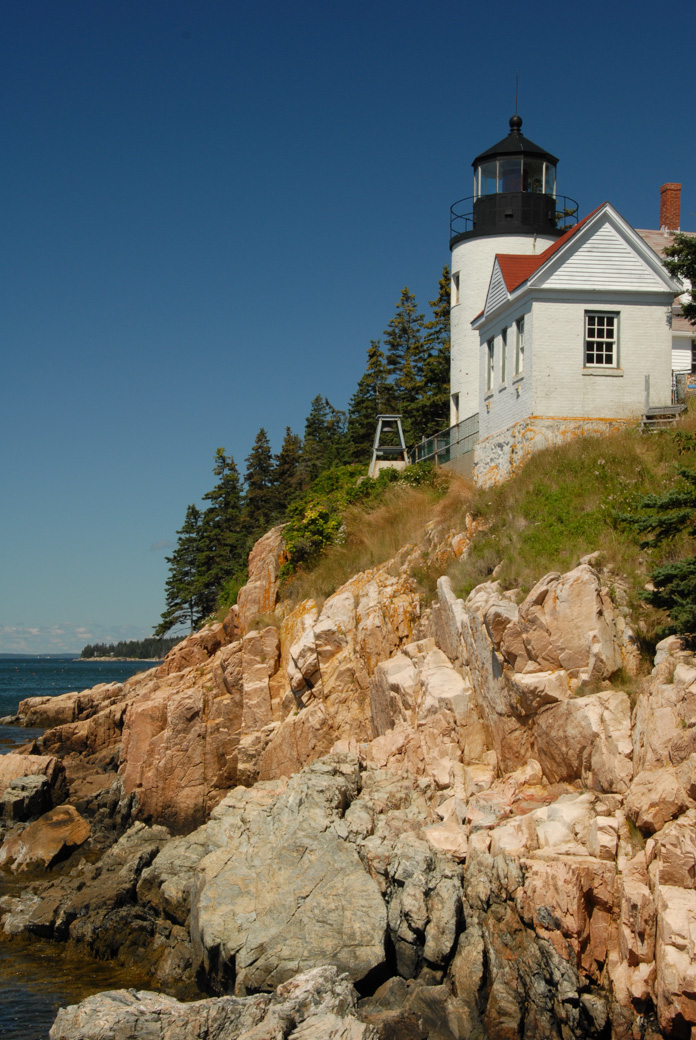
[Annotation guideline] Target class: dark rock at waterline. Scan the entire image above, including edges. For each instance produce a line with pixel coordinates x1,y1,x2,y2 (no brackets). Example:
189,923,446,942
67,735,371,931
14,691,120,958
1,773,51,822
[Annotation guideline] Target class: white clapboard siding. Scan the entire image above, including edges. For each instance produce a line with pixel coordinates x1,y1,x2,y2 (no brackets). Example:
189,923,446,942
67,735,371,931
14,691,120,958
484,261,509,315
672,344,692,373
535,223,667,292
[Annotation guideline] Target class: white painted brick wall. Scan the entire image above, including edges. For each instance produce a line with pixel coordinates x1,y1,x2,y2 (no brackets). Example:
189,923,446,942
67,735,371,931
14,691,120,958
479,305,533,440
450,232,556,424
531,297,673,417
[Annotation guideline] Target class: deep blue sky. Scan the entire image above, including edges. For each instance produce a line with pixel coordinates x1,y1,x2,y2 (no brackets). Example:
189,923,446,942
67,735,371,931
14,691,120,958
1,0,694,653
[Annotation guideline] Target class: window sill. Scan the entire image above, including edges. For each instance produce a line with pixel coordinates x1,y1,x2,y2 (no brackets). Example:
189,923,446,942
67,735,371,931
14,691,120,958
582,368,623,377
512,374,524,384
484,392,494,401
498,383,508,392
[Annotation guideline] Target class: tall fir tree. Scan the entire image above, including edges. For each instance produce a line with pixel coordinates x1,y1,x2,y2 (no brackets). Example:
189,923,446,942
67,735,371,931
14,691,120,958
298,395,347,485
618,468,696,641
662,233,696,325
382,288,425,443
154,504,205,637
244,427,277,536
418,265,451,435
197,448,246,616
345,340,392,462
273,426,303,513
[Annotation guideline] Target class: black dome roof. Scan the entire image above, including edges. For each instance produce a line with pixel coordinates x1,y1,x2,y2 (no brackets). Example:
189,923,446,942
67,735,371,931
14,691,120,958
472,115,559,167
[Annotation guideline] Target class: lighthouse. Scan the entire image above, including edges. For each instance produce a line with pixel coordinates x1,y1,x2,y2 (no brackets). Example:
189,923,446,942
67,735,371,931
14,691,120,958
449,116,577,426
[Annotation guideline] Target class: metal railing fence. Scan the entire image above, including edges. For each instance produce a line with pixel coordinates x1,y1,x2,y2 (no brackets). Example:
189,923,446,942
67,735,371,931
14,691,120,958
411,413,479,466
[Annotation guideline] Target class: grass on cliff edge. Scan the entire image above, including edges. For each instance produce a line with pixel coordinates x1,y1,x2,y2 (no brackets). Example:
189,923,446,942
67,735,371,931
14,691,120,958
449,405,696,644
283,405,696,646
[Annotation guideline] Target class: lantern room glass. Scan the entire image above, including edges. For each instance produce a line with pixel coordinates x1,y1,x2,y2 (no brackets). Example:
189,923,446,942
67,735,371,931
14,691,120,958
544,162,556,197
480,161,497,196
523,159,544,193
474,158,557,199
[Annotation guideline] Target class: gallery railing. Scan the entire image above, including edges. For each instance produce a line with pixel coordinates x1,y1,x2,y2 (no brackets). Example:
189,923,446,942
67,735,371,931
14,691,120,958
411,413,479,466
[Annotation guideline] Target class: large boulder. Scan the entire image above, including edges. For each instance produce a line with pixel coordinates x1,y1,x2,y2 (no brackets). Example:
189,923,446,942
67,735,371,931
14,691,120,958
498,566,623,678
1,774,52,822
0,753,66,803
533,690,633,793
192,756,387,993
625,767,691,835
0,804,90,872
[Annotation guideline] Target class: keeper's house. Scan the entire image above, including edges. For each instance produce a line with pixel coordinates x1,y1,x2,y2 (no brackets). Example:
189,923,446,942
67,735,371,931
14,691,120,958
432,116,692,487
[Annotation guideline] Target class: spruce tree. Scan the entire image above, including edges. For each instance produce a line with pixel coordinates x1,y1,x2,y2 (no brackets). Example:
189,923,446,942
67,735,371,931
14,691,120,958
382,288,425,443
273,426,303,512
244,427,277,536
197,449,245,616
662,234,696,325
420,265,451,434
619,468,696,641
155,504,205,636
345,341,392,462
298,395,347,484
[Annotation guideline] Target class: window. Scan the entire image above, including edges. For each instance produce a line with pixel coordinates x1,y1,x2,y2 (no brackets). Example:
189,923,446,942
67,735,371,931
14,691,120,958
451,272,460,307
501,327,507,383
451,393,460,424
486,339,495,392
585,312,618,367
515,318,525,375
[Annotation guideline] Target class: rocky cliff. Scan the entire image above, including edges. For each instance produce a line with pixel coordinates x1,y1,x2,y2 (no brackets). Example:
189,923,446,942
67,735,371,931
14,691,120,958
2,515,696,1039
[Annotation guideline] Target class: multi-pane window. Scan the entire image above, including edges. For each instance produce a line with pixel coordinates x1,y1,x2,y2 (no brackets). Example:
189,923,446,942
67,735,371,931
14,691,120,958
585,313,618,367
486,339,495,392
501,327,507,383
515,317,525,375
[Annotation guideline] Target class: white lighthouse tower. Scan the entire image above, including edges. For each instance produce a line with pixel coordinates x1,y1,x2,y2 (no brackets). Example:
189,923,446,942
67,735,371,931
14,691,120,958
449,116,577,426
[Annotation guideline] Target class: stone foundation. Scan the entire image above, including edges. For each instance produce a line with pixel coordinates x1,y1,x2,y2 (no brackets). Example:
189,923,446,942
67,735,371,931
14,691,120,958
473,416,632,487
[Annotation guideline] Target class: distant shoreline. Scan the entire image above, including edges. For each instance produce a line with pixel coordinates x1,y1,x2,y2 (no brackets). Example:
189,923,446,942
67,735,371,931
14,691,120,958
75,657,164,663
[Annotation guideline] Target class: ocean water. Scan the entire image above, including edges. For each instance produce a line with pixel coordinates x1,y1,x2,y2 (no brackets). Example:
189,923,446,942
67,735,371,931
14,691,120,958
0,657,152,753
0,657,160,1038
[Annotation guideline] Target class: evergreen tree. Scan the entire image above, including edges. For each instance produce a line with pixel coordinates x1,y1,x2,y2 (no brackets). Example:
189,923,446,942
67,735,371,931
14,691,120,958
618,468,696,641
298,395,347,484
383,288,425,380
662,233,696,325
244,427,277,536
419,265,451,434
197,449,245,615
345,341,392,462
273,426,303,512
382,288,425,443
154,504,205,637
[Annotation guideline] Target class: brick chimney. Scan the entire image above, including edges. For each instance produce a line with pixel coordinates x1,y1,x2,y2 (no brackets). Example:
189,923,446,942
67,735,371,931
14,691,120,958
660,182,681,231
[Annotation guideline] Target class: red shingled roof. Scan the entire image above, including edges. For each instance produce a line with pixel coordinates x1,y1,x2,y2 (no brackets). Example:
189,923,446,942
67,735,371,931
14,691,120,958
497,203,605,293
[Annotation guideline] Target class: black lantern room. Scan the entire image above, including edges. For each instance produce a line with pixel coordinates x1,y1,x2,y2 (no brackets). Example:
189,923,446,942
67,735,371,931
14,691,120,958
450,115,578,246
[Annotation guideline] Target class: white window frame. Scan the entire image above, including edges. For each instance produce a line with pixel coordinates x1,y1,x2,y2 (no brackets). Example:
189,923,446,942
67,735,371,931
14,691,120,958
486,339,495,392
451,272,460,307
584,311,619,368
515,317,525,375
501,327,507,384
